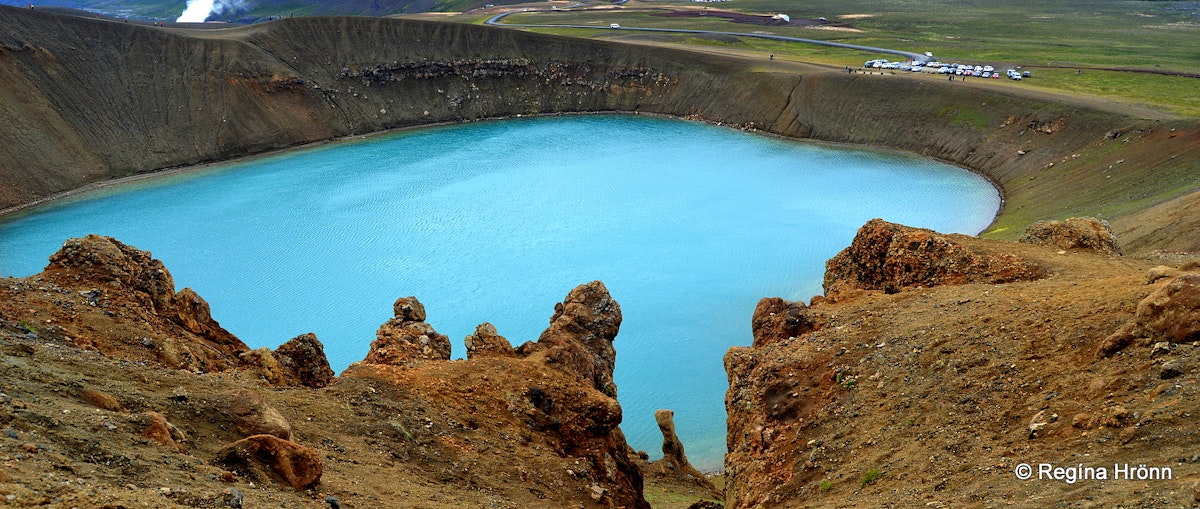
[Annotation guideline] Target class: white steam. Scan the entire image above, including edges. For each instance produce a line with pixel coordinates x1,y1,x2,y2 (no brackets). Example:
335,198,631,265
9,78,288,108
176,0,248,23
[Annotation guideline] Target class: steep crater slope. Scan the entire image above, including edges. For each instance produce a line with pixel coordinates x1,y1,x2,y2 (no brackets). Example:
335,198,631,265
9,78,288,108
725,219,1200,508
1,6,1198,253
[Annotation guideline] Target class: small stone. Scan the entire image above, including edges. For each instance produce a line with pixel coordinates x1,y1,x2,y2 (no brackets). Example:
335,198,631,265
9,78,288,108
20,442,38,453
222,487,244,508
325,495,341,509
5,429,19,439
589,484,607,502
1151,342,1171,357
169,387,188,402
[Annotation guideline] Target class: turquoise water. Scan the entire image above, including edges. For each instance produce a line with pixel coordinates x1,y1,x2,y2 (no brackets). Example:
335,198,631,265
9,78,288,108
0,114,999,471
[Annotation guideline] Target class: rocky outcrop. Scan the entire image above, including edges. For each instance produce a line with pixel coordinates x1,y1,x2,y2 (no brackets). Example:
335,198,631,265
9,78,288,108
213,434,322,491
750,297,823,347
362,296,451,365
39,235,249,371
652,409,717,494
521,281,622,397
1019,217,1122,255
271,333,335,388
464,322,516,359
46,235,176,311
823,219,1045,300
1099,274,1200,355
340,281,648,509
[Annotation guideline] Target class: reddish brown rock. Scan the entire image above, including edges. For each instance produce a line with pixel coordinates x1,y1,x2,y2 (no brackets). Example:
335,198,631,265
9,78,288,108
45,235,175,312
392,296,426,322
170,287,242,348
213,434,322,491
1100,274,1200,356
1136,274,1200,343
1019,217,1122,255
141,411,186,453
39,235,249,372
239,348,287,386
272,333,335,388
464,322,515,359
528,281,622,397
651,409,717,496
80,389,123,412
362,296,451,365
198,389,293,441
824,219,1044,300
750,297,822,347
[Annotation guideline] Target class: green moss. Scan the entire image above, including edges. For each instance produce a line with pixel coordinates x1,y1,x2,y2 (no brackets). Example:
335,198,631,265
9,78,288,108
861,468,883,488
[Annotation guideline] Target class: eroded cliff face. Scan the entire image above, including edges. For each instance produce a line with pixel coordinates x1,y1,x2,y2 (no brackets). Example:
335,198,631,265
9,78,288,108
724,220,1200,508
2,6,1198,253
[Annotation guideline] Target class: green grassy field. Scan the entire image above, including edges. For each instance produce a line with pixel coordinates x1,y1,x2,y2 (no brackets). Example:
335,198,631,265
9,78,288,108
470,0,1200,116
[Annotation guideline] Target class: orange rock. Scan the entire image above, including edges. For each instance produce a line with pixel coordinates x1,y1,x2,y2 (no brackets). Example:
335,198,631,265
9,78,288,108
214,434,322,491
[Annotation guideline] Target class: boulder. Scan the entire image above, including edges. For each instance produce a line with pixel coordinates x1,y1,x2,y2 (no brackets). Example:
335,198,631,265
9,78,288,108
140,411,186,453
213,434,322,491
465,322,516,359
80,389,123,412
362,296,451,365
750,297,822,347
197,389,293,441
1019,217,1122,255
239,348,287,385
1099,275,1200,356
824,219,1044,299
272,333,335,388
1135,274,1200,343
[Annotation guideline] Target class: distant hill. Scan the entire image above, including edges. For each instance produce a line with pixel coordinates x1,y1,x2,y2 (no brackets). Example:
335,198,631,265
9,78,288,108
8,0,506,21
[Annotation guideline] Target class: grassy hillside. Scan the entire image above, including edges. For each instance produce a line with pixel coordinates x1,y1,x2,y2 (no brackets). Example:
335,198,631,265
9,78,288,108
486,0,1200,116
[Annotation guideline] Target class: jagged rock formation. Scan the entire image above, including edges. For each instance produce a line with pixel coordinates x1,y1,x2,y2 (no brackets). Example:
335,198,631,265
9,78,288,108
340,280,648,508
649,409,719,498
464,322,516,359
33,234,250,371
1019,216,1122,255
1,238,650,507
750,297,824,347
362,296,452,365
272,332,336,388
823,219,1045,300
520,281,623,397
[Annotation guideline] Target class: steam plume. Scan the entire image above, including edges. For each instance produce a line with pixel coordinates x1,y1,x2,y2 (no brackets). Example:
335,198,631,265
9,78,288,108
176,0,215,22
176,0,248,23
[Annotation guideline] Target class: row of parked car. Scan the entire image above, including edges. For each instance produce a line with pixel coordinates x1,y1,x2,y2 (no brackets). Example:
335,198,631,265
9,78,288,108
863,59,1031,80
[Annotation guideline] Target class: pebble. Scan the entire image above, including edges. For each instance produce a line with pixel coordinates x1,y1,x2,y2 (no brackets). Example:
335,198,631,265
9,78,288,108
222,487,244,508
